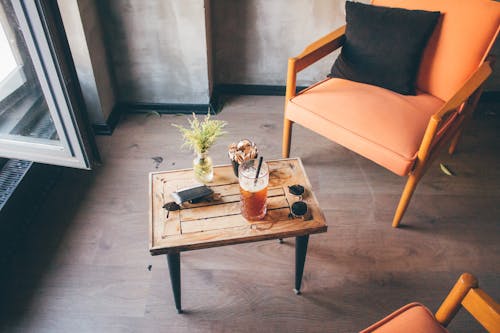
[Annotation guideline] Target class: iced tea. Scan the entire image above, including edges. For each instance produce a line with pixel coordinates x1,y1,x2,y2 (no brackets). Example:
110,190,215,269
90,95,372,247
239,159,269,220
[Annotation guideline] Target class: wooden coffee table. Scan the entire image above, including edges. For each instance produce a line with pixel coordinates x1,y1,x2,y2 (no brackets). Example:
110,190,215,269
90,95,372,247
149,157,327,313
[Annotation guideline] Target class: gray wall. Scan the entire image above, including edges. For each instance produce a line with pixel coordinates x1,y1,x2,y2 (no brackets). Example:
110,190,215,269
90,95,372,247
212,0,366,87
212,0,498,89
68,0,498,124
59,0,116,125
97,0,210,104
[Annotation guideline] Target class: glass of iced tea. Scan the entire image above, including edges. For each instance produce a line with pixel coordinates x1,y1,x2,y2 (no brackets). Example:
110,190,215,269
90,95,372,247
238,159,269,220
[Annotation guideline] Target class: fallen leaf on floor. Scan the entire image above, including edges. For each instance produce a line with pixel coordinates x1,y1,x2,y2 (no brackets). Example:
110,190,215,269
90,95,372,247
440,163,454,176
146,111,161,118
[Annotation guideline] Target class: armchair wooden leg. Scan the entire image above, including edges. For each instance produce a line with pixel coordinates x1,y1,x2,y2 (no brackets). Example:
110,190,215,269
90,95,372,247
392,172,422,228
282,118,293,158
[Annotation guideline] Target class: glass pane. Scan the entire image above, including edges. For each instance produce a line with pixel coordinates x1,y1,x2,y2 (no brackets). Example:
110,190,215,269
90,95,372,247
0,0,59,143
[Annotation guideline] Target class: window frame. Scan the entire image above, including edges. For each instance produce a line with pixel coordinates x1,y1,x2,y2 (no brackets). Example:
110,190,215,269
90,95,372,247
0,0,93,169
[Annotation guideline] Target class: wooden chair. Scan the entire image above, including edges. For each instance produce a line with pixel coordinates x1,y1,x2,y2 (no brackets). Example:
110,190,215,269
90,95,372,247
282,0,500,227
360,273,500,332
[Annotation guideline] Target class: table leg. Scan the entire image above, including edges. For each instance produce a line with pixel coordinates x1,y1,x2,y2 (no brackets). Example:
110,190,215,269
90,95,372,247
294,235,309,295
166,252,182,313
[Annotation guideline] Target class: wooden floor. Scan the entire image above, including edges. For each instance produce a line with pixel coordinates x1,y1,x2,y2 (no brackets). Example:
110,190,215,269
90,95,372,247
1,96,498,332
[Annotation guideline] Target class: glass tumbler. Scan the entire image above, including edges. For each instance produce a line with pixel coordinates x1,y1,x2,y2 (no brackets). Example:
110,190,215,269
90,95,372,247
238,159,269,220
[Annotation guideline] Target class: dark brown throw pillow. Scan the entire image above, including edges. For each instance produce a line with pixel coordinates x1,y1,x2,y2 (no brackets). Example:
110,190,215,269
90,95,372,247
329,1,440,95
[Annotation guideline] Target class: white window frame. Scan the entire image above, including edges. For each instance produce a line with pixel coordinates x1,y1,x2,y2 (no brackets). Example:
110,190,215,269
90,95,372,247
0,0,91,169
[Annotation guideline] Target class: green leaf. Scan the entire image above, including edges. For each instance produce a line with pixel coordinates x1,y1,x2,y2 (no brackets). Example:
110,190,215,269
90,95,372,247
171,112,227,154
440,163,454,176
146,111,161,118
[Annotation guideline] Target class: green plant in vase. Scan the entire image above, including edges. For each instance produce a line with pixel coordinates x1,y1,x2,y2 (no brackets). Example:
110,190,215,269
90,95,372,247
172,113,227,183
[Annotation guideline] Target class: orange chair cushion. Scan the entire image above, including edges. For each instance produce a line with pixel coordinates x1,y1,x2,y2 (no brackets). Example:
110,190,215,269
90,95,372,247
372,0,500,102
286,78,444,176
360,302,449,333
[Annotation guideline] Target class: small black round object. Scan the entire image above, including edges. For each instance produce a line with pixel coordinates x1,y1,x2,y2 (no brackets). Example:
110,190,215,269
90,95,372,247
288,184,305,196
291,201,308,216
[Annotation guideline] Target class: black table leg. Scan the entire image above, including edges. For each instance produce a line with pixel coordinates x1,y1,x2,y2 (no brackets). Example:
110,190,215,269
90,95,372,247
166,252,182,313
294,235,309,295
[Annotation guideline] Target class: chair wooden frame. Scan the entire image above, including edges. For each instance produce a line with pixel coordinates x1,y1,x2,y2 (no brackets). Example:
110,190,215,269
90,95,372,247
282,25,494,227
435,273,500,331
361,273,500,332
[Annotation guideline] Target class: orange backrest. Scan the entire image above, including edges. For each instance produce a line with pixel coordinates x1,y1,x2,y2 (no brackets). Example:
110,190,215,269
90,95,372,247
372,0,500,101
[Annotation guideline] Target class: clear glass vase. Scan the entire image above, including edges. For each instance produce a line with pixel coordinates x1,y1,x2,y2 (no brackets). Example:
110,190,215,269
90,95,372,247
193,152,213,183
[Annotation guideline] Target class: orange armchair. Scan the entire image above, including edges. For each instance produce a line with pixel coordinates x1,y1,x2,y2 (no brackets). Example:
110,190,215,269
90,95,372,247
360,273,500,332
282,0,500,227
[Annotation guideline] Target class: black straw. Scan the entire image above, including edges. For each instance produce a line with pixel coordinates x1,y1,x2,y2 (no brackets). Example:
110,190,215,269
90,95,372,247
254,156,264,185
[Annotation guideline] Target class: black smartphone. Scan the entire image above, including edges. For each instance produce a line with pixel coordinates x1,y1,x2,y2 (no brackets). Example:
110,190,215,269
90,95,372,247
170,185,214,204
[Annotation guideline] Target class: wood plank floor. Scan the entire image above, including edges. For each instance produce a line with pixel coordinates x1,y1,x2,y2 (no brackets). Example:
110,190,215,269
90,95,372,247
0,96,498,332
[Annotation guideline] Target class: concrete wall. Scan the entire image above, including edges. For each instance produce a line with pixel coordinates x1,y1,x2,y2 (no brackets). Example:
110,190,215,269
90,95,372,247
97,0,210,104
67,0,497,122
212,0,369,87
212,0,498,90
58,0,116,125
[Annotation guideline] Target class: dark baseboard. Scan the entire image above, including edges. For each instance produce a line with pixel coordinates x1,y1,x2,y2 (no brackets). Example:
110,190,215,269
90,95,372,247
91,84,307,134
215,84,308,96
91,88,498,136
92,104,121,135
119,101,219,115
92,99,221,136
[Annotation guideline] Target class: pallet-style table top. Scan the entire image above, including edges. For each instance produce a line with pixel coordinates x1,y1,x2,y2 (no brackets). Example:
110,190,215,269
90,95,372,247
149,158,327,255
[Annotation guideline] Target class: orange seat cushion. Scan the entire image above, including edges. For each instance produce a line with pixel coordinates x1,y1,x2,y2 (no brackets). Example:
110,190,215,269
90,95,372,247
286,78,444,176
372,0,500,101
360,303,449,333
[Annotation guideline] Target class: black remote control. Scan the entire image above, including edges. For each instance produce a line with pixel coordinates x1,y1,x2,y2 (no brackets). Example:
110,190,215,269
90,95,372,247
171,185,214,204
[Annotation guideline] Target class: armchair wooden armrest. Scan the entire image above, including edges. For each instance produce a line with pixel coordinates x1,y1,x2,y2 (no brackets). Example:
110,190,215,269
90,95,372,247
435,272,500,332
416,60,493,165
285,25,346,100
435,273,479,326
361,273,500,332
293,25,346,72
434,60,493,120
283,25,345,158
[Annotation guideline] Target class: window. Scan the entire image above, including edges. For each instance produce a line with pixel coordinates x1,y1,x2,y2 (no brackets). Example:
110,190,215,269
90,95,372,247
0,0,93,169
